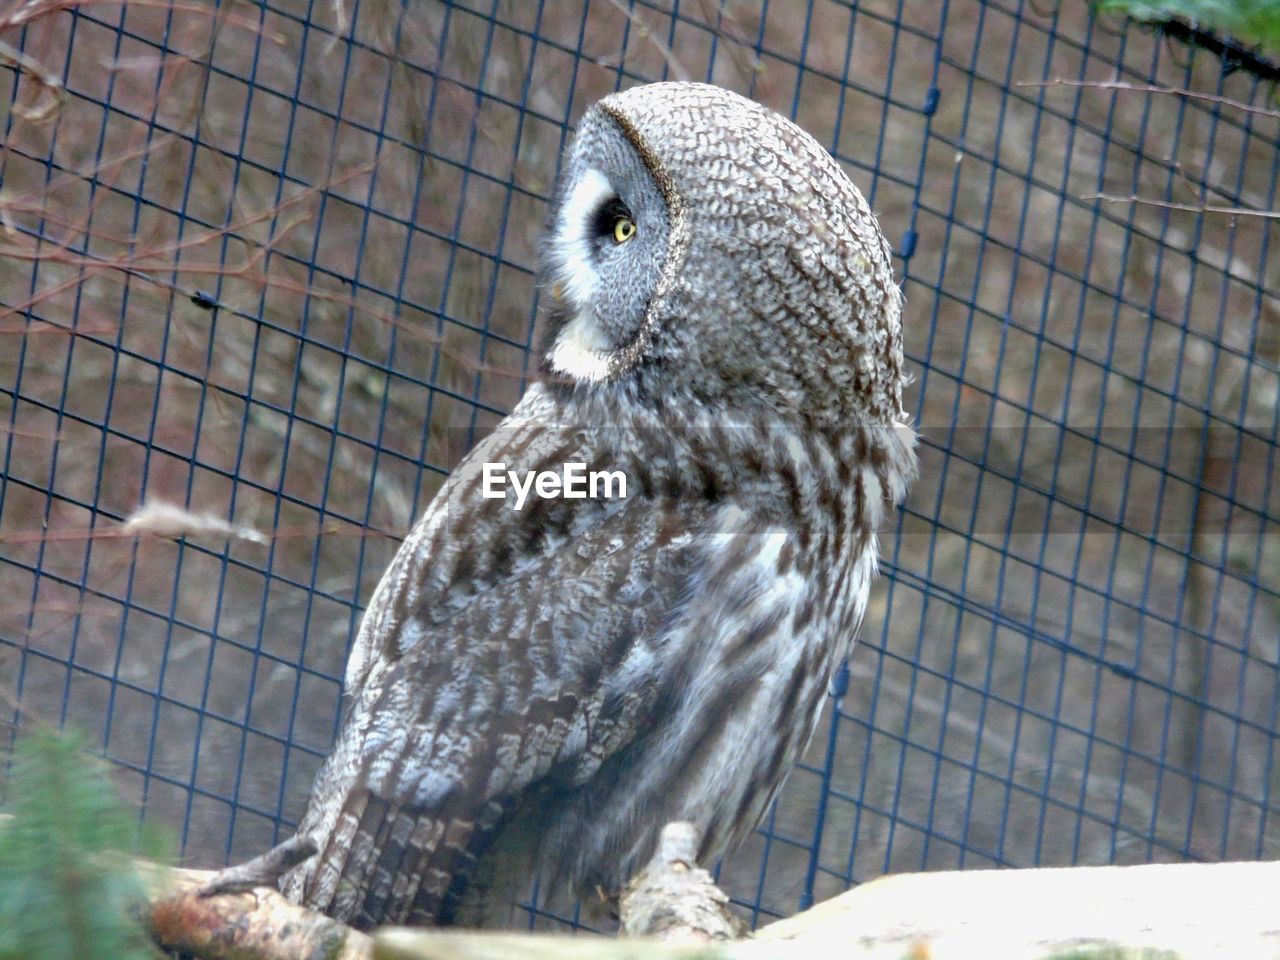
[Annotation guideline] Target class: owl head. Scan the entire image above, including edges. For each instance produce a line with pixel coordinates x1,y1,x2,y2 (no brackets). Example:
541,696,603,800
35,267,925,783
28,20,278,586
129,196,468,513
539,82,907,431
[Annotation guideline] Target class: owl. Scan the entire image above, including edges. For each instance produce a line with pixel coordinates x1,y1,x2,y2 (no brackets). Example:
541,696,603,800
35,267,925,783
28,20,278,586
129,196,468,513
276,81,917,929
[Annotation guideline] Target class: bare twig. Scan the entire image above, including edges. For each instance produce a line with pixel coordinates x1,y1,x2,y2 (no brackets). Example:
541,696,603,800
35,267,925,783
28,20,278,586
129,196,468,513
600,0,691,81
0,316,121,336
0,37,66,122
0,0,281,37
1021,78,1280,120
0,516,402,546
694,0,761,87
1083,193,1280,219
0,422,63,440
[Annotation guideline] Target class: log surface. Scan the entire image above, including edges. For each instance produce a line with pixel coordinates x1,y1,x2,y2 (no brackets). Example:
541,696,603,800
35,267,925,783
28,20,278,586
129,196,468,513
753,858,1280,959
144,862,374,960
621,822,744,941
4,813,1275,958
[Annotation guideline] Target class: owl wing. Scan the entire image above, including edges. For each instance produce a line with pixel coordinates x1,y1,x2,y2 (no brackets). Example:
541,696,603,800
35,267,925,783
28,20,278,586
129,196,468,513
341,386,627,699
289,419,710,927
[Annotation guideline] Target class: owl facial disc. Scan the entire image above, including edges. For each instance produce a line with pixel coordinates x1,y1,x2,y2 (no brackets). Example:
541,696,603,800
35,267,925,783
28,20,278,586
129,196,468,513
546,168,617,383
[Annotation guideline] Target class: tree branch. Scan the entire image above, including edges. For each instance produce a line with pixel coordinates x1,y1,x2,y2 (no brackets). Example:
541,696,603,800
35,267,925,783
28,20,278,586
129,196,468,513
1020,78,1279,120
1083,193,1280,219
143,860,373,960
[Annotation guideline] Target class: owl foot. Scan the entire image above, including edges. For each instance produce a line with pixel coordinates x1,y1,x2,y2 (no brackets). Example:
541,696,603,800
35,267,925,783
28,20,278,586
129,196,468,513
196,833,318,898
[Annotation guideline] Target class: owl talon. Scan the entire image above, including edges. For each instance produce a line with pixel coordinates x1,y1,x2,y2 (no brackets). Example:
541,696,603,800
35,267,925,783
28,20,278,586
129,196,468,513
196,834,318,898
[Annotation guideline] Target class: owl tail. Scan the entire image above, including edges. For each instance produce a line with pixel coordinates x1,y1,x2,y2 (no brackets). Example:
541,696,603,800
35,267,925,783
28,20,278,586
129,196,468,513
280,785,508,929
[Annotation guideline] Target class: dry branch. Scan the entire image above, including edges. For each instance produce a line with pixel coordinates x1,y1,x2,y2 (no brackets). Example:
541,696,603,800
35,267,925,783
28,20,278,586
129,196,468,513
0,37,66,123
6,813,1277,958
1021,78,1280,120
621,822,743,941
133,820,741,959
1084,193,1280,219
373,858,1280,960
0,811,369,959
374,930,732,960
143,860,373,960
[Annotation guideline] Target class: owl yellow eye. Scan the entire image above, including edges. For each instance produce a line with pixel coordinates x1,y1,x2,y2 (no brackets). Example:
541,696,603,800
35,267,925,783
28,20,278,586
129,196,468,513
592,197,635,244
612,216,636,244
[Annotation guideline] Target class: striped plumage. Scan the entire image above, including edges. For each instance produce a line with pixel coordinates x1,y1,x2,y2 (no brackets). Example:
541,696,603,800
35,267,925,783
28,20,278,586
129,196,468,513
278,82,916,929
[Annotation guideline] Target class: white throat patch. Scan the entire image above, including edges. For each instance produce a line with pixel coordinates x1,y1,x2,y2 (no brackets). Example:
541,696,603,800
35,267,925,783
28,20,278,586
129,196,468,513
548,312,613,382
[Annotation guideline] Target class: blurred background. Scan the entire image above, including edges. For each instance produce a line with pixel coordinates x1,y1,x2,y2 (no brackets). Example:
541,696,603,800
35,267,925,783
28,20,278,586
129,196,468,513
1,0,1277,930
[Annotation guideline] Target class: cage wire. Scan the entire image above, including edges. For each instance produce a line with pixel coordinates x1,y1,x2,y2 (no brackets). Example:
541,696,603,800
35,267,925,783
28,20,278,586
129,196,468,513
1,0,1278,932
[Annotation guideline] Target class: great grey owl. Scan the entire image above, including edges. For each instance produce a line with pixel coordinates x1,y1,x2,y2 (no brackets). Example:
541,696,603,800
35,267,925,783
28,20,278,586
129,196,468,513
277,81,916,929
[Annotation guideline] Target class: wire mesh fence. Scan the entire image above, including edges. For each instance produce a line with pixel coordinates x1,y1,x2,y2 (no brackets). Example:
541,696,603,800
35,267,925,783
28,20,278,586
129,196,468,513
1,0,1278,931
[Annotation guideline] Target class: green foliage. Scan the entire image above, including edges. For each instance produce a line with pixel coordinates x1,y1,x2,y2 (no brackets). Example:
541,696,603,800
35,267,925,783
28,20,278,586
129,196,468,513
1096,0,1280,52
0,727,169,960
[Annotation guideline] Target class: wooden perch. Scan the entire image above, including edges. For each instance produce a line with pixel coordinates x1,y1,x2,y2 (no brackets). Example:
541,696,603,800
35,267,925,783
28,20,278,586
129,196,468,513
141,860,373,960
375,823,741,959
374,930,733,960
141,821,738,959
621,822,744,941
0,810,368,959
751,858,1280,960
7,812,1278,958
372,857,1280,960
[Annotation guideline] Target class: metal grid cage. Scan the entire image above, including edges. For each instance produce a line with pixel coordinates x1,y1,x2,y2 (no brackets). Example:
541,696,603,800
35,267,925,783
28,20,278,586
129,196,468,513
1,0,1277,929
